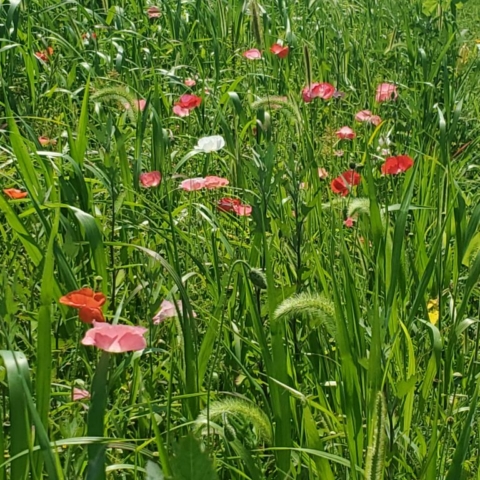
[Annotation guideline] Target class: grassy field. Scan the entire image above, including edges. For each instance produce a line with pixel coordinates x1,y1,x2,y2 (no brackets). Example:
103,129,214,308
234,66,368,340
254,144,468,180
1,0,480,478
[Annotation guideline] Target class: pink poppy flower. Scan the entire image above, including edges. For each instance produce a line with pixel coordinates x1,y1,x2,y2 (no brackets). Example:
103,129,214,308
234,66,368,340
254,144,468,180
38,136,57,147
73,388,90,402
217,197,241,213
184,78,196,87
330,170,361,196
334,150,344,157
355,110,382,125
180,177,206,191
147,6,161,18
204,176,229,189
318,168,329,179
81,322,147,353
336,126,356,140
125,99,146,111
301,82,335,103
140,171,162,188
270,43,289,58
375,83,398,102
152,299,196,325
243,48,262,60
381,155,414,175
233,204,252,216
355,110,373,122
173,105,190,117
344,217,355,228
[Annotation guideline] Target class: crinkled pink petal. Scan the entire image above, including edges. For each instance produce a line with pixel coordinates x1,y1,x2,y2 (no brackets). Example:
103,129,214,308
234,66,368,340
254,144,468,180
81,323,147,353
153,300,197,325
336,126,356,140
140,171,162,188
173,105,191,117
180,177,206,191
233,204,252,216
243,48,262,60
204,176,229,189
73,388,90,401
375,83,398,102
355,110,373,122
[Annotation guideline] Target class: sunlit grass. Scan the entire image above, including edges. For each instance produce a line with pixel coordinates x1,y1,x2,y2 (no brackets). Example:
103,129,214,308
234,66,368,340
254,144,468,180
1,0,480,478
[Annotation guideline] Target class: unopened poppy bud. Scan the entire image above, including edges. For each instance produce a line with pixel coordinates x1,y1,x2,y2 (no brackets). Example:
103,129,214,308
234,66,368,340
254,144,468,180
292,142,298,152
249,268,267,290
349,162,356,170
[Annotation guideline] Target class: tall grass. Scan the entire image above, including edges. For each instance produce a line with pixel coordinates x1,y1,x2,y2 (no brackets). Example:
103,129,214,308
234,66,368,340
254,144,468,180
1,0,480,478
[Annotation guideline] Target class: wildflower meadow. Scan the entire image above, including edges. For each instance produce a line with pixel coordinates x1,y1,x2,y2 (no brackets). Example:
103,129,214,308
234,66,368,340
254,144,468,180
1,0,480,478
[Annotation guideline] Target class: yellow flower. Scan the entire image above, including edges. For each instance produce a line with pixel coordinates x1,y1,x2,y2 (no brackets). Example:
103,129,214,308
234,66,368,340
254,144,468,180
427,298,439,325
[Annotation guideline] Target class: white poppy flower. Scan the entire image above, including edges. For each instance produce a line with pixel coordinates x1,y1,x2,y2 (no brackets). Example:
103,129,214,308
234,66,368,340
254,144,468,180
195,135,225,153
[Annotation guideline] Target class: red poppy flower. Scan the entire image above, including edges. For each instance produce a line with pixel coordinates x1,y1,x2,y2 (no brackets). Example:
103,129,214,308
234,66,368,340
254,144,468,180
59,288,106,323
243,48,262,60
344,217,355,228
270,43,289,58
381,155,414,175
35,47,53,62
140,171,162,188
176,94,202,110
330,170,361,196
3,188,28,199
336,126,356,140
217,197,241,213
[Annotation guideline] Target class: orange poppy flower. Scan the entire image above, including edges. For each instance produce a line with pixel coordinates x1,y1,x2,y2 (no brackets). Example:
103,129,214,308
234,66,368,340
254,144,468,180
79,306,105,324
59,288,106,308
3,188,28,199
59,288,106,324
